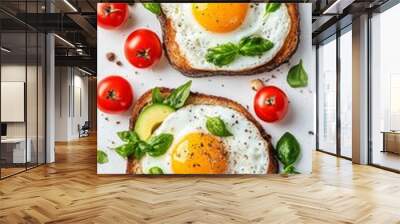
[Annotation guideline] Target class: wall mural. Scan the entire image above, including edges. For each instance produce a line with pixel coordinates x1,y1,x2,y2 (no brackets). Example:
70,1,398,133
97,3,314,175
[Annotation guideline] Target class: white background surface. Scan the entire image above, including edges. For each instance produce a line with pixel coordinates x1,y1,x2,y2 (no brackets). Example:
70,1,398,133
97,3,314,174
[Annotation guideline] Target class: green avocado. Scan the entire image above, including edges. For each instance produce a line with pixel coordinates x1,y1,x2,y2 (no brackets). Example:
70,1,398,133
134,104,175,140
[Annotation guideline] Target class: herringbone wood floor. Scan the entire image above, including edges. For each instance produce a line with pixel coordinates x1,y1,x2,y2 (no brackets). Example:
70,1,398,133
0,135,399,224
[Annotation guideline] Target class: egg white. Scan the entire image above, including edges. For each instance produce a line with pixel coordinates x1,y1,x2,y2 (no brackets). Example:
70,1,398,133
140,105,269,174
160,3,291,71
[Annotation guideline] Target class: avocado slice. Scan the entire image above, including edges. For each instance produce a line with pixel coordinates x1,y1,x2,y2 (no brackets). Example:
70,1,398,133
134,104,175,140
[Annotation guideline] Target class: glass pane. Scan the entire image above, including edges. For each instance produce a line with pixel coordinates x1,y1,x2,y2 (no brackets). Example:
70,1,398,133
0,0,46,178
340,29,352,158
318,37,337,154
38,33,45,165
27,31,38,169
371,4,400,171
1,31,27,177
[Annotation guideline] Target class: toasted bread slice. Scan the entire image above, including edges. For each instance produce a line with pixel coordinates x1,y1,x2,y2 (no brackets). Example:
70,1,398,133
127,88,279,174
158,3,300,77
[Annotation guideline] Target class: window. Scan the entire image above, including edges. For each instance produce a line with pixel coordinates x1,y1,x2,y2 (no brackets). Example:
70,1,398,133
317,36,337,155
339,28,352,158
317,26,353,159
370,3,400,172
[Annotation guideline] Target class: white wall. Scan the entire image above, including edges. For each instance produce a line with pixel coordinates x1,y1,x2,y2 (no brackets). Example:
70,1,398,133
71,73,89,138
1,65,26,140
1,64,46,164
54,67,89,141
54,67,69,141
1,65,40,137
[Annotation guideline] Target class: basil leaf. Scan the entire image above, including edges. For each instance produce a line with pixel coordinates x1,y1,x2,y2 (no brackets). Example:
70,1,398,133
97,150,109,164
152,87,164,104
143,3,161,15
149,167,164,174
265,3,281,14
287,60,308,88
206,116,233,137
283,165,301,174
205,43,239,67
164,81,192,109
115,142,136,158
205,36,274,66
276,132,301,173
238,36,274,57
135,141,149,160
117,131,140,143
147,133,174,157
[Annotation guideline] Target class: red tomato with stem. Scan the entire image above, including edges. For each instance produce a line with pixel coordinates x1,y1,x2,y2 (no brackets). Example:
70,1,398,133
97,76,133,114
97,3,129,29
124,29,162,68
253,86,289,123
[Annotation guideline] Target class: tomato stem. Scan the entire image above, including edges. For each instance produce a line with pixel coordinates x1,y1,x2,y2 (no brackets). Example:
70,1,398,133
265,96,276,105
136,48,151,60
103,6,121,16
106,89,117,101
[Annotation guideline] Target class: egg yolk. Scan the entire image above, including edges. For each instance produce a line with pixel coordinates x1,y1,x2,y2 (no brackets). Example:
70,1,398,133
192,3,249,33
171,132,228,174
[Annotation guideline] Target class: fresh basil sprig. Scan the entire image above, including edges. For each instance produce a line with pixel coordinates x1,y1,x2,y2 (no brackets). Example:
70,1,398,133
135,142,151,159
206,36,274,67
152,87,164,104
276,132,301,174
117,131,140,143
97,150,109,164
206,116,233,137
149,167,164,174
265,3,281,14
115,130,173,159
238,36,274,56
147,133,174,157
151,81,191,109
115,142,137,159
142,3,161,15
205,43,239,67
160,81,192,109
116,131,144,159
287,60,308,88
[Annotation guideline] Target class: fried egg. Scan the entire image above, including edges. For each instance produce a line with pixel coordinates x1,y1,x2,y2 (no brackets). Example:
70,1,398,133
160,3,291,70
140,105,269,174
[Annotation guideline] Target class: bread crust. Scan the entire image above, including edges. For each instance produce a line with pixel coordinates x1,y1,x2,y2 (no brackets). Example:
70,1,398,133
158,3,300,77
127,88,279,174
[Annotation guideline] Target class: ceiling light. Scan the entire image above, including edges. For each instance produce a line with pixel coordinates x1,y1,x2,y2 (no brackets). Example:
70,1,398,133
1,47,11,53
54,34,75,48
63,0,78,12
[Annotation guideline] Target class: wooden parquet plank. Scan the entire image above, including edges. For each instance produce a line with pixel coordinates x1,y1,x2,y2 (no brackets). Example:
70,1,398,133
0,135,400,223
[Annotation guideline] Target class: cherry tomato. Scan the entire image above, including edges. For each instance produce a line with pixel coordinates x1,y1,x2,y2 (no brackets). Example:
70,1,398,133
124,29,162,68
97,3,129,29
253,86,288,123
97,76,133,114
